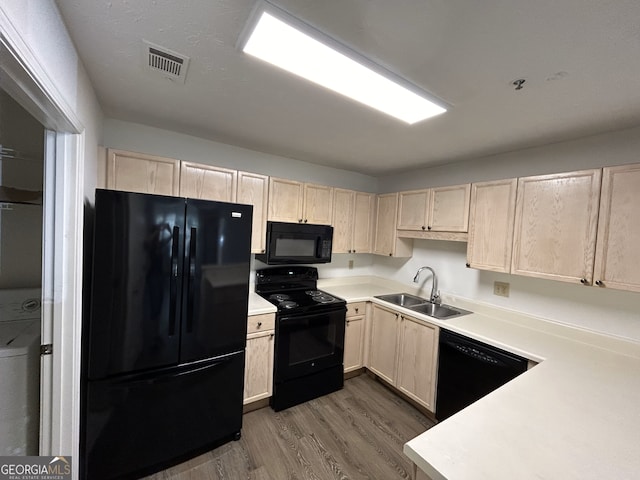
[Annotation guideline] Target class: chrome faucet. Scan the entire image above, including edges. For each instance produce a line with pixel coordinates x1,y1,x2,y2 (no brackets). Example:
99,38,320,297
413,266,440,304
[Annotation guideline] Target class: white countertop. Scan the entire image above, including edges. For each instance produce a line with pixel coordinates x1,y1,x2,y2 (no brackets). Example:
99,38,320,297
316,276,640,480
248,290,277,315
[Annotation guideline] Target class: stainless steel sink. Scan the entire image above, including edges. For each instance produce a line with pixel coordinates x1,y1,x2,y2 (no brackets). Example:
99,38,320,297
408,302,471,319
374,292,472,320
374,293,427,307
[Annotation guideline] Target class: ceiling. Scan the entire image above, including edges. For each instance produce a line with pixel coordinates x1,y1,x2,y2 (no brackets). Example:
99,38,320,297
55,0,640,176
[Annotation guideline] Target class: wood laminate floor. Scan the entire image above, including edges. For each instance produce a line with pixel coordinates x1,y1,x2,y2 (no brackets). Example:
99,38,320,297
144,374,435,480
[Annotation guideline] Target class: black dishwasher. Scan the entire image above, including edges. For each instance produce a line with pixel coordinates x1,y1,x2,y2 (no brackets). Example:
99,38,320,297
436,330,528,421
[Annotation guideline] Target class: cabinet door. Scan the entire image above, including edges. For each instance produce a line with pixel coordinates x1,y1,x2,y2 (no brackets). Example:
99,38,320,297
352,192,374,253
373,193,398,256
179,162,237,202
593,164,640,292
244,330,274,405
368,304,399,385
303,183,334,224
237,171,269,254
268,177,304,222
429,184,470,232
396,315,438,411
374,193,412,257
344,315,365,373
397,190,430,231
511,170,601,285
332,188,355,253
106,149,180,195
467,179,518,272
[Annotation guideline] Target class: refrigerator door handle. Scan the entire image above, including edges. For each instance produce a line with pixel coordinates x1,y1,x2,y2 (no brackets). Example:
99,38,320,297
169,226,180,336
186,227,197,333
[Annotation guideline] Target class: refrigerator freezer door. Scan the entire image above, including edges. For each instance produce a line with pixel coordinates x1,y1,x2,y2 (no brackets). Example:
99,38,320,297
88,190,185,379
82,351,245,480
180,200,252,363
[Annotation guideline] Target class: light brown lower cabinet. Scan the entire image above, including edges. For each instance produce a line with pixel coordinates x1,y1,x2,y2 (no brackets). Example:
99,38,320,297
344,302,367,372
369,304,439,412
243,313,275,405
396,314,439,412
368,304,400,385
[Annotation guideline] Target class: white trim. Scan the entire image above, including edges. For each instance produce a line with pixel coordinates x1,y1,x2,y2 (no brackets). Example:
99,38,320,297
0,7,82,133
39,130,57,455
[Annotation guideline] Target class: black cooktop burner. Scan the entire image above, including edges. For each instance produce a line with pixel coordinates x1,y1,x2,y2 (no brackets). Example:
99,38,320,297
279,300,298,309
269,293,291,302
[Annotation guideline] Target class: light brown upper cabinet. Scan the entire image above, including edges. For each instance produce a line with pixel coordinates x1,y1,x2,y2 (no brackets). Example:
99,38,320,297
332,189,374,254
237,171,269,254
373,193,413,257
303,183,334,224
397,184,471,241
106,148,180,196
511,169,601,285
268,178,333,224
352,192,375,253
179,162,237,202
268,177,304,222
593,163,640,292
466,179,518,273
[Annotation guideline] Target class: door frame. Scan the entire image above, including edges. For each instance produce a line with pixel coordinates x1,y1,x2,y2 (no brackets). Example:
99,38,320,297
1,8,85,475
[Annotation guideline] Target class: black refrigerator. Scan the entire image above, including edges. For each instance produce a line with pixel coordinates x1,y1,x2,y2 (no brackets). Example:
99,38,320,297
81,189,252,479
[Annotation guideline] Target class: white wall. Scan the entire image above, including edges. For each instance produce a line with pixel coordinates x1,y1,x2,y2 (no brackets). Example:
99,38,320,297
103,119,378,193
374,127,640,344
375,240,640,343
379,124,640,192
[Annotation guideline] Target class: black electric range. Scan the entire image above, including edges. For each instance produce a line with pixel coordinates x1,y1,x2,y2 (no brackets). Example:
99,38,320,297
255,266,346,411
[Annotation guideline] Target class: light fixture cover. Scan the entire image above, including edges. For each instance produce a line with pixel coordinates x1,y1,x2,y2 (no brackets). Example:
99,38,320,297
241,6,447,124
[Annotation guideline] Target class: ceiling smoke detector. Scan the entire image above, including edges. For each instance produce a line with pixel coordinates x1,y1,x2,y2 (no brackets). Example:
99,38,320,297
143,41,190,84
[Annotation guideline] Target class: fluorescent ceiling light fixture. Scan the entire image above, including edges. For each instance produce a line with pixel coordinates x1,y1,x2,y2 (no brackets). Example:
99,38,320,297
241,7,447,124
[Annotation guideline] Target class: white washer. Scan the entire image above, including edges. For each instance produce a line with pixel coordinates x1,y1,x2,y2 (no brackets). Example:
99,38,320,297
0,288,41,456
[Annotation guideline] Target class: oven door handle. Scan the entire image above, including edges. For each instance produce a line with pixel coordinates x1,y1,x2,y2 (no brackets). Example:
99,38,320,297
278,306,347,323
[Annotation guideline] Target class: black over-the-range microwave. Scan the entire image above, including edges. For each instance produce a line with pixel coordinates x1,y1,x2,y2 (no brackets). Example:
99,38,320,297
256,221,333,265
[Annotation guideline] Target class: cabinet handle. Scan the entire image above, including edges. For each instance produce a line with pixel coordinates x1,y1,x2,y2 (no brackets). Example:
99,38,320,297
389,253,392,256
465,263,471,268
304,219,308,223
355,308,359,313
427,226,432,230
261,249,265,253
353,249,356,253
348,249,352,253
395,313,399,318
580,278,589,285
421,226,426,230
299,218,303,223
269,333,274,339
257,321,262,328
595,280,603,286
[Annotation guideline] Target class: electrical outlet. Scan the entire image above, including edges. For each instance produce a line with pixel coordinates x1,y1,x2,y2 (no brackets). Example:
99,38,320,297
348,260,354,270
494,281,510,297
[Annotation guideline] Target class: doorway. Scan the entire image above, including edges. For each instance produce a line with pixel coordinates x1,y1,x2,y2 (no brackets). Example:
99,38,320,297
0,87,44,455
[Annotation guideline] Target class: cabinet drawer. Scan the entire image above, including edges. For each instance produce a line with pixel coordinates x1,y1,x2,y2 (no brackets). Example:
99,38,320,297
346,302,367,318
247,313,275,334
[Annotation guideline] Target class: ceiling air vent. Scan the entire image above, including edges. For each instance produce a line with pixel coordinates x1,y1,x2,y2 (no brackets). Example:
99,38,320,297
143,41,190,84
